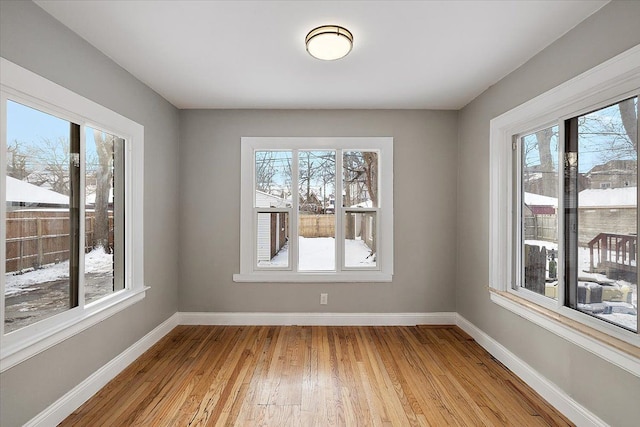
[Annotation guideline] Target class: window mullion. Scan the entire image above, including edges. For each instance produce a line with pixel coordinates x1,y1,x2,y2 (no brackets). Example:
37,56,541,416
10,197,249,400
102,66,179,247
292,149,299,272
69,123,81,309
78,124,87,308
113,137,126,291
556,120,566,308
514,134,523,291
564,117,579,309
0,93,7,337
336,149,343,272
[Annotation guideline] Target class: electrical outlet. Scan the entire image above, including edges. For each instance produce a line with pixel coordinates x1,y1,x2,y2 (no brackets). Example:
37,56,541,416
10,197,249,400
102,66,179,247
320,293,328,305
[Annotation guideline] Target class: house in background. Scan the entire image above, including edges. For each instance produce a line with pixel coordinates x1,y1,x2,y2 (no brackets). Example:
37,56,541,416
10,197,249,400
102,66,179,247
1,1,639,426
585,159,637,189
255,190,290,264
5,176,68,211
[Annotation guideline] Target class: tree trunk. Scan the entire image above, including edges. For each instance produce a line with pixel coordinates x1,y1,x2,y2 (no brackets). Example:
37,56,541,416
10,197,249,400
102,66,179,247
619,98,638,151
535,128,556,197
93,130,114,251
363,152,378,206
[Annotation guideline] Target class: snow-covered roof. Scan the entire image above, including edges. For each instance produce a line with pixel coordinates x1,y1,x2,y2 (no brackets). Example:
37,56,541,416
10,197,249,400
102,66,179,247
579,187,636,207
6,176,69,205
255,190,291,208
350,200,373,208
86,188,114,204
524,192,557,207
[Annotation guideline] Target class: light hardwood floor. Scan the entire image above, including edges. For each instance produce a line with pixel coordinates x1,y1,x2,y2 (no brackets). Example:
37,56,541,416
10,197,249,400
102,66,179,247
61,325,573,426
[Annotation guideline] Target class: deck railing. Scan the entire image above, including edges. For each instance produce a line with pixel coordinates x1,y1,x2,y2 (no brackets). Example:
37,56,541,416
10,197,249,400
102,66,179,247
588,232,637,276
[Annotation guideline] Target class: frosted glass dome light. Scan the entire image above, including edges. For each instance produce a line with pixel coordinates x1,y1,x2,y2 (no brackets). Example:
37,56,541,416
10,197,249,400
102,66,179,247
305,25,353,61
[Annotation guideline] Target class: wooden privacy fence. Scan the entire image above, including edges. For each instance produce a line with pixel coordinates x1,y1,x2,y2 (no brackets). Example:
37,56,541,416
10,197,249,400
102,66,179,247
524,244,547,295
299,214,335,238
524,214,557,242
5,210,113,273
298,213,375,251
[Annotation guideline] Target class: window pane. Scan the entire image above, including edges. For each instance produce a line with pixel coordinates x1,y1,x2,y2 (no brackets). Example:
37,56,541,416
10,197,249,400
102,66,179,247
4,100,75,333
520,126,559,299
256,212,289,268
344,211,377,268
85,128,124,304
575,97,638,331
255,151,292,207
298,150,335,271
343,151,378,208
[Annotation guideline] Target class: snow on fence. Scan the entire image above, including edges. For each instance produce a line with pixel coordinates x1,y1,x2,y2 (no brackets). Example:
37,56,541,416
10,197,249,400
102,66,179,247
5,210,113,273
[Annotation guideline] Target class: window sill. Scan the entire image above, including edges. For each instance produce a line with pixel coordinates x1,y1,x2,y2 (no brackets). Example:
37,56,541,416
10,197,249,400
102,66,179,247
233,273,392,283
0,286,148,372
489,288,640,377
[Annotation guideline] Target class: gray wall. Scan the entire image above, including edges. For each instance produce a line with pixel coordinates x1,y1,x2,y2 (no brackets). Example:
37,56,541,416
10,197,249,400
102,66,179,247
2,0,639,426
456,1,640,426
178,110,458,313
0,2,180,426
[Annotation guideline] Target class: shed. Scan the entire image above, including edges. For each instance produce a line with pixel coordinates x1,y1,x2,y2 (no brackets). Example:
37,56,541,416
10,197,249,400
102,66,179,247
256,190,290,263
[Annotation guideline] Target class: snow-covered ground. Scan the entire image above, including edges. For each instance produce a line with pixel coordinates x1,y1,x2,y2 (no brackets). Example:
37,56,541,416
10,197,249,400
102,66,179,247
258,237,375,270
4,248,114,332
526,239,637,330
5,247,113,296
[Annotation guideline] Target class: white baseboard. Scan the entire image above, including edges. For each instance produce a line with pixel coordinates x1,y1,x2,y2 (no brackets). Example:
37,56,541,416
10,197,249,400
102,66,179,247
178,311,457,326
25,311,607,427
24,313,180,427
455,314,607,427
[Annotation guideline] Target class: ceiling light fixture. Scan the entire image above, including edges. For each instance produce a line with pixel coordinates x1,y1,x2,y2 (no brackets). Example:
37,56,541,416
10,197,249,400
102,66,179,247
305,25,353,61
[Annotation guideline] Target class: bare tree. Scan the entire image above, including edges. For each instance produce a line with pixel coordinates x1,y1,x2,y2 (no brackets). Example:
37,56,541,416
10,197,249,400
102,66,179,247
343,151,377,205
26,137,71,194
299,151,335,211
534,128,558,197
255,151,277,193
578,98,637,164
619,97,638,151
6,140,29,180
92,130,115,250
362,152,378,206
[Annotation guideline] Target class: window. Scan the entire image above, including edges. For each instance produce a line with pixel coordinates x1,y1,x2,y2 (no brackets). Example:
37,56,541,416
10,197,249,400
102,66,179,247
516,125,560,300
235,137,393,282
1,58,145,371
490,45,640,374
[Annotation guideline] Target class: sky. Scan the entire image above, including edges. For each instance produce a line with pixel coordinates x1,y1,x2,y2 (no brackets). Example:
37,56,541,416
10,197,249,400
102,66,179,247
7,97,637,177
6,99,100,166
522,97,637,173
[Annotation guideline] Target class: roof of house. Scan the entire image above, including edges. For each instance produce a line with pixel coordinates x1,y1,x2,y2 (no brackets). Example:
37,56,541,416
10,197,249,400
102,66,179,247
586,159,637,175
6,176,69,205
524,192,557,207
255,190,291,208
524,188,637,208
578,187,636,207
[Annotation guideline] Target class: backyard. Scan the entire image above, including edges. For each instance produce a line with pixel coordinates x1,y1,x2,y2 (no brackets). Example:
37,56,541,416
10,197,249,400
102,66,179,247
4,247,114,333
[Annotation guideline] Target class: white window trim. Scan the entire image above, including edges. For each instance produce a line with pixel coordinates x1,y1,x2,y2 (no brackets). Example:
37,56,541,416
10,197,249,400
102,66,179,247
489,45,640,376
234,137,393,283
0,57,146,371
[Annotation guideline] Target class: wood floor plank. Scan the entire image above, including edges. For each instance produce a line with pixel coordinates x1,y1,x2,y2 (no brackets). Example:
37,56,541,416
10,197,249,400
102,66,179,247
61,325,574,427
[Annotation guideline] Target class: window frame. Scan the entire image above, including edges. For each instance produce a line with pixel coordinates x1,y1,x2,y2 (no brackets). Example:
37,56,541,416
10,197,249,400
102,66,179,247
0,57,145,371
489,45,640,376
512,123,562,308
234,137,393,282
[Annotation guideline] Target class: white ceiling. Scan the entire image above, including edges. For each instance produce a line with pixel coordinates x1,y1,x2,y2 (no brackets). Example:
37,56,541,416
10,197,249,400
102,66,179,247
35,0,608,110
